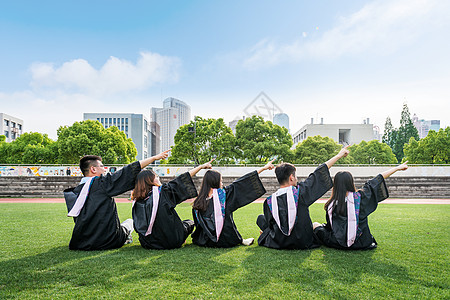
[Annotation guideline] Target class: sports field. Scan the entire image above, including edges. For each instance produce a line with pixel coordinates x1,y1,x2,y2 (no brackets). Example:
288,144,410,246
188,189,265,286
0,202,449,299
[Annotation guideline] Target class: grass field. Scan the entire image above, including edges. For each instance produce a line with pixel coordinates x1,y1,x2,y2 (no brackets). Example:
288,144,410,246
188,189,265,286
0,202,449,299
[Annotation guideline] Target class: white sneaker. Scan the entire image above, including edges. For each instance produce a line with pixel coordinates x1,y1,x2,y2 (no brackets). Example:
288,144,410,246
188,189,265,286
242,238,254,246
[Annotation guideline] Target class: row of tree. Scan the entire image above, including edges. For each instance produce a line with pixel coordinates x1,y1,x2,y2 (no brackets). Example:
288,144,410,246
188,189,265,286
0,109,448,165
168,115,399,165
0,120,137,164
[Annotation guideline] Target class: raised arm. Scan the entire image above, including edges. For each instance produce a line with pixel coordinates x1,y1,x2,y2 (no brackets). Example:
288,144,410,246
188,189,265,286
381,161,408,179
139,149,171,169
258,159,275,174
189,159,214,177
325,145,350,169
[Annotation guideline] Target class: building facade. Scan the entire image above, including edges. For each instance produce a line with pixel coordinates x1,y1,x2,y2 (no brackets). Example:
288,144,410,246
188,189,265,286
1,113,23,142
292,119,376,147
273,113,290,132
412,114,441,139
83,113,150,160
151,97,191,152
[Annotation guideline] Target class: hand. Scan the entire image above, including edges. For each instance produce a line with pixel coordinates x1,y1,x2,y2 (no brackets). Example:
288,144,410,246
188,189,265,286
397,161,408,171
263,159,275,171
154,149,171,161
338,144,350,158
202,158,215,169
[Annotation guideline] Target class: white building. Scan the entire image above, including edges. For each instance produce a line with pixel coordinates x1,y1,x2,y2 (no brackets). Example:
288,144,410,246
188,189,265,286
412,114,440,139
292,118,376,147
1,113,23,142
151,98,191,152
83,113,150,160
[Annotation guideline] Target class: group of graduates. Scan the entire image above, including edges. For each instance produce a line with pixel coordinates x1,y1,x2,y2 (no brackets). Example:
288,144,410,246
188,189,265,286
64,146,408,251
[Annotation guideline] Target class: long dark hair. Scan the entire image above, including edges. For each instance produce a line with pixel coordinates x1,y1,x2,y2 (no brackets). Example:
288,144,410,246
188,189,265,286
133,170,158,201
192,170,221,212
324,171,356,216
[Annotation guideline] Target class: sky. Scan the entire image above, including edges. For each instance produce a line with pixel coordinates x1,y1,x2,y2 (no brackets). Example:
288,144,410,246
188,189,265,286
1,0,449,139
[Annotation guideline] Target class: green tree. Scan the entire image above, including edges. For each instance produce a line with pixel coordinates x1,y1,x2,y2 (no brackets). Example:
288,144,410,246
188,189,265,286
349,140,397,164
403,127,450,164
169,117,237,164
0,132,58,164
382,117,395,147
294,135,353,164
56,120,137,164
392,103,419,162
235,116,293,164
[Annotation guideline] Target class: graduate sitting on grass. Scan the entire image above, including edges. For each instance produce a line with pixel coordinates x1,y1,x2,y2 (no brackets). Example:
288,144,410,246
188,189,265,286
257,146,349,250
63,150,170,251
313,162,409,250
132,159,213,250
191,159,275,248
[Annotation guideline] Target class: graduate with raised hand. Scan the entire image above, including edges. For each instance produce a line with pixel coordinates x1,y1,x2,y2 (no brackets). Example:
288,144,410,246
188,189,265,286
132,159,214,250
257,145,350,250
191,159,275,248
313,162,409,250
63,149,171,251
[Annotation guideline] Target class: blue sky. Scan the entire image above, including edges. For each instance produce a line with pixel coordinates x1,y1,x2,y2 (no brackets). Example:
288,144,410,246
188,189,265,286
1,0,449,139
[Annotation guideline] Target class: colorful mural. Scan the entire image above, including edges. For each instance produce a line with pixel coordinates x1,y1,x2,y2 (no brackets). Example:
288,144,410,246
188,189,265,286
0,166,121,176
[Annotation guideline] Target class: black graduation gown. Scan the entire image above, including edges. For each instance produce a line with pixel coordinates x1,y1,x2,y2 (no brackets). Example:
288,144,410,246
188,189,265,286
192,170,266,248
257,164,333,250
132,172,198,250
314,174,389,250
63,161,141,251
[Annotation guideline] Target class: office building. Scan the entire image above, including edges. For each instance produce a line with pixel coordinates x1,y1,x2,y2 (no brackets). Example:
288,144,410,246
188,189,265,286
1,113,23,142
83,113,150,160
273,113,290,132
151,97,191,152
412,114,441,139
292,118,376,147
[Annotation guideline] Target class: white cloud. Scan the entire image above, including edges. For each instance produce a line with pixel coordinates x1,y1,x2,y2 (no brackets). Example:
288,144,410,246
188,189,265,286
30,51,181,94
243,0,448,69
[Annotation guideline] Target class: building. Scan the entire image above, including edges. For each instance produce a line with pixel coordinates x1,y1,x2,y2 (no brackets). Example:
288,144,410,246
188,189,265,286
228,117,245,134
273,113,290,132
412,114,441,139
1,113,23,142
151,97,191,152
83,113,150,160
292,118,376,147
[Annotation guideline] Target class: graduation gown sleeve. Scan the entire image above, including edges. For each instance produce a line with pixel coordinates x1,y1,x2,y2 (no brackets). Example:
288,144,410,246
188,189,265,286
359,174,389,219
224,170,266,213
162,172,198,206
100,161,142,197
297,163,333,206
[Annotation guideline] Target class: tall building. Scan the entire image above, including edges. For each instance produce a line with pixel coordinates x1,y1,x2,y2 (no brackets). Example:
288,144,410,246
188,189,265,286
1,113,23,142
228,117,245,134
151,97,191,152
83,113,150,160
273,113,290,132
292,118,376,147
412,114,441,139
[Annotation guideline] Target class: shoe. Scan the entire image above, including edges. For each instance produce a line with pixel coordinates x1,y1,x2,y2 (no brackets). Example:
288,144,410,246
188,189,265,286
242,238,254,246
124,234,133,245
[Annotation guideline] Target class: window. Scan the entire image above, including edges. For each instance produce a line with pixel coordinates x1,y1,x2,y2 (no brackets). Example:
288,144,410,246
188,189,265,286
144,135,147,147
4,120,9,126
121,125,124,131
109,118,112,124
101,118,104,124
18,124,22,131
114,118,116,125
125,125,128,132
11,122,16,128
11,132,16,139
4,131,8,138
144,151,148,159
125,118,128,124
97,118,100,121
121,118,124,124
144,120,148,131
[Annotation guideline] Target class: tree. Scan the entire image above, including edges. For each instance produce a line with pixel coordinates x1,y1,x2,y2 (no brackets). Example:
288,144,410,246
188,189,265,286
403,127,450,164
56,120,137,164
392,103,419,162
294,135,353,164
169,117,237,164
349,140,397,164
0,132,58,164
235,116,293,164
382,117,394,147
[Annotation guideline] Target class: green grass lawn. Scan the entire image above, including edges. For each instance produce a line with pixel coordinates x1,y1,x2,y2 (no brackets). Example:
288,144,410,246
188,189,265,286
0,202,449,299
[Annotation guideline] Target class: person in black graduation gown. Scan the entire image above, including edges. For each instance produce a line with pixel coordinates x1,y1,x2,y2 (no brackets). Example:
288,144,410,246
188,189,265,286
191,160,275,248
63,150,170,251
313,162,409,250
257,146,350,250
132,160,214,250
